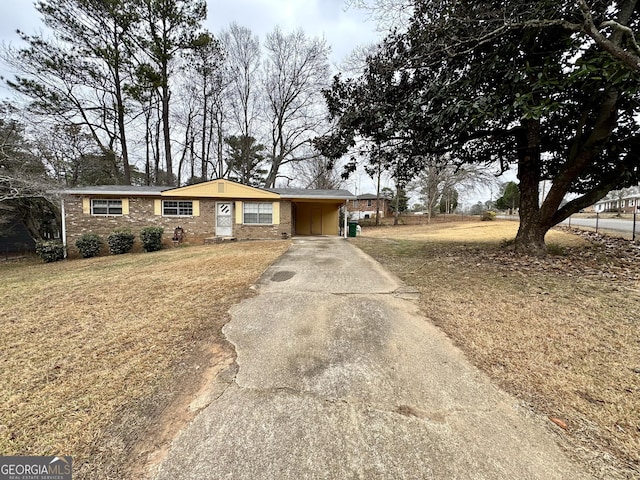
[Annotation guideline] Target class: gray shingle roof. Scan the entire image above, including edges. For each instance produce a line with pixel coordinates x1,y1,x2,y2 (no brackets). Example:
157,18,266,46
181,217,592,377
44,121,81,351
62,185,171,195
267,188,355,199
62,184,355,200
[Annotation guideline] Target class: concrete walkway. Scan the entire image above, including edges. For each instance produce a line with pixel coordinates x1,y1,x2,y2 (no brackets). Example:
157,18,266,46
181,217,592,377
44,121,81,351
153,237,591,479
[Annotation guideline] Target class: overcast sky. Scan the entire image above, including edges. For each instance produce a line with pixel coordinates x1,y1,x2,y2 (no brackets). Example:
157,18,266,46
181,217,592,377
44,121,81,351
0,2,501,203
0,0,381,72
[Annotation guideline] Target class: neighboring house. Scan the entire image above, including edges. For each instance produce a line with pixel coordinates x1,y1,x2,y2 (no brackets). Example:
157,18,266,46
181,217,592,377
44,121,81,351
350,194,392,220
594,194,640,213
61,179,354,254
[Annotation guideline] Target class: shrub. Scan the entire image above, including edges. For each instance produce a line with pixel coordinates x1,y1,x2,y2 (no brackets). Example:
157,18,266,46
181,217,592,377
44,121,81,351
107,229,135,255
546,242,567,256
140,226,164,252
35,240,65,263
75,233,103,258
481,210,497,221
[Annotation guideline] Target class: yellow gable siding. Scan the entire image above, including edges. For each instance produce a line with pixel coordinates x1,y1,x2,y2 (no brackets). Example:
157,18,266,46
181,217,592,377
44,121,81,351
162,179,279,199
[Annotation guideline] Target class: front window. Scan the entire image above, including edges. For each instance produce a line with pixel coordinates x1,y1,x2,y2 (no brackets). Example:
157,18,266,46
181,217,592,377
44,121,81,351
91,199,122,215
163,200,193,216
243,202,272,224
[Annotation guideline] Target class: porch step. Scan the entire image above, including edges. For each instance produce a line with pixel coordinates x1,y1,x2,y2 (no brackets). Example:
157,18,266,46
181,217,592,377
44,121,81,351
204,236,238,245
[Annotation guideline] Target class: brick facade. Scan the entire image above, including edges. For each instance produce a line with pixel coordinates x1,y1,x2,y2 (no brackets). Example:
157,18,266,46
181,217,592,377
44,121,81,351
63,195,293,255
349,196,392,220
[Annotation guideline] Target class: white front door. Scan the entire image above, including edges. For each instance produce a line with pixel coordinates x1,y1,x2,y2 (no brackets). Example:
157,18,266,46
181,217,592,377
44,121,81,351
216,202,233,237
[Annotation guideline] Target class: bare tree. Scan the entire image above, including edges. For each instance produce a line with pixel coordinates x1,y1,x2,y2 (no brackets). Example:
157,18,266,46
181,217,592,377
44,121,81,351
294,155,345,189
262,27,330,188
179,32,225,181
220,24,262,145
414,159,499,222
136,0,207,186
2,0,138,184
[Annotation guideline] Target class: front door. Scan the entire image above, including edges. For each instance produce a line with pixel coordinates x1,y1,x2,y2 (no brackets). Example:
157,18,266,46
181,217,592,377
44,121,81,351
216,202,233,237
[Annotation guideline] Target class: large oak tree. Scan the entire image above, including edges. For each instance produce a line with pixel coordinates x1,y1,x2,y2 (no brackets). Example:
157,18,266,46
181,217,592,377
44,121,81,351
319,0,640,254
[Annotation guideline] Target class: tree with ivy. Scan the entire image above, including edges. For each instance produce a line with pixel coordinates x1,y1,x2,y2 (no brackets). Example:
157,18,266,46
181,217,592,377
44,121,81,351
317,0,640,255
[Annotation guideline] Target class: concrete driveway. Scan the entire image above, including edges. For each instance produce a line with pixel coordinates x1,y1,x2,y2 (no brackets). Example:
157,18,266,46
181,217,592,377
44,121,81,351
152,237,591,479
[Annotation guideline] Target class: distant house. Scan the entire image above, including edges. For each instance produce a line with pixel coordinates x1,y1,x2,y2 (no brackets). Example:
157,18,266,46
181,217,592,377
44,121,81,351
594,194,640,213
350,194,392,220
61,179,355,255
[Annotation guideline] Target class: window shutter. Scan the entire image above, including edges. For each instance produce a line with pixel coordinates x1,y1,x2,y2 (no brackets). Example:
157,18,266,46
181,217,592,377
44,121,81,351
272,202,280,225
154,199,162,216
82,197,90,214
192,200,200,217
122,198,129,215
235,201,243,224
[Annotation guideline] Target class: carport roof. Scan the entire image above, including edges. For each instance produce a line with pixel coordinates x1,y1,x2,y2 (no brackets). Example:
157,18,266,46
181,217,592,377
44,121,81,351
267,188,355,200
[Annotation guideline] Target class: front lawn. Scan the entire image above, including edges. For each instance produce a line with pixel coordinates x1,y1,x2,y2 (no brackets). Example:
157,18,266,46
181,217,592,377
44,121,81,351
0,241,289,479
353,221,639,479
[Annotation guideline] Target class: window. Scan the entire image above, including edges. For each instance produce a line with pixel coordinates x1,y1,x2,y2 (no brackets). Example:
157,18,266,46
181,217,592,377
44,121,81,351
91,199,122,215
367,199,372,207
243,202,272,224
163,200,193,216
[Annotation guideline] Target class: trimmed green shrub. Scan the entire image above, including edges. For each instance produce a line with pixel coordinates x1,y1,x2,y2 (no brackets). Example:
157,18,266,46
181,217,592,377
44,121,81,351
140,226,164,252
107,229,135,255
35,240,65,263
481,210,497,221
75,233,103,258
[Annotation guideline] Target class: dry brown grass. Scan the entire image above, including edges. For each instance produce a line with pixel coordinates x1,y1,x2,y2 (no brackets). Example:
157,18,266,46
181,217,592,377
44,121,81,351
353,221,640,479
0,240,289,479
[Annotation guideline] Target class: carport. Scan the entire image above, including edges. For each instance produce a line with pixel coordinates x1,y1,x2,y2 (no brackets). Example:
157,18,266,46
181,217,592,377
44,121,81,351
268,189,354,237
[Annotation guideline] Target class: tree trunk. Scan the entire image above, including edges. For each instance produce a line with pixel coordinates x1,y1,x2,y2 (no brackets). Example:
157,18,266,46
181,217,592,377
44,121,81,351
514,119,548,256
162,81,173,185
114,58,131,185
375,164,381,226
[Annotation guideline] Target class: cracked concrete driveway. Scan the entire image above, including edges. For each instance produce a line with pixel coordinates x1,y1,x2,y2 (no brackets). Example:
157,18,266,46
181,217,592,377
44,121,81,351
152,237,591,480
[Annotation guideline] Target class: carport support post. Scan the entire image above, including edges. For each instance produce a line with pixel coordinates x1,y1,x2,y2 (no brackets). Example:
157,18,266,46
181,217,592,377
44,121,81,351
343,201,348,238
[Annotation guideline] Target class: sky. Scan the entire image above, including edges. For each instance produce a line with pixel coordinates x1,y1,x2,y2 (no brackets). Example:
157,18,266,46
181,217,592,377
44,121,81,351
0,1,500,206
0,1,393,192
0,0,381,78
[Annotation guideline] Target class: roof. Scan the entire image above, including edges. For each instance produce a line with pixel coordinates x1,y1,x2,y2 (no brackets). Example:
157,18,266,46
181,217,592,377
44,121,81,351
355,193,390,200
62,185,170,196
62,181,355,200
268,188,355,200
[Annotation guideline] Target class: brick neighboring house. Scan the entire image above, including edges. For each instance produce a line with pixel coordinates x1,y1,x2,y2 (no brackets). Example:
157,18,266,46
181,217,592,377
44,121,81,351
594,194,640,213
349,194,392,220
61,179,354,255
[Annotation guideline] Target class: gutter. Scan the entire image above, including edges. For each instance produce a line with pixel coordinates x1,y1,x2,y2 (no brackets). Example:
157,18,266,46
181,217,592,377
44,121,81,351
60,198,67,258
